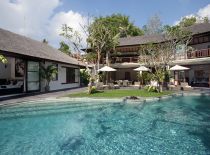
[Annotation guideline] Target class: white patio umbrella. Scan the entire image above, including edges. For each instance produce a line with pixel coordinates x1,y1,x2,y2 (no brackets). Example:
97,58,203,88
134,66,150,72
169,65,190,83
98,66,116,84
134,66,150,87
169,65,189,71
98,66,116,72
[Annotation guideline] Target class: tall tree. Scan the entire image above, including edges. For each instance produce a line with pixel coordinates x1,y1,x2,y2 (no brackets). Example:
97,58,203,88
60,24,82,58
143,14,163,35
139,25,192,92
178,16,197,27
94,14,144,37
87,19,120,73
203,16,209,23
58,41,71,55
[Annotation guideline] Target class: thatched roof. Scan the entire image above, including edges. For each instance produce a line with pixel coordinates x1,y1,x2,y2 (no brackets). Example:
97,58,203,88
119,23,210,47
0,28,85,66
187,23,210,35
119,34,165,46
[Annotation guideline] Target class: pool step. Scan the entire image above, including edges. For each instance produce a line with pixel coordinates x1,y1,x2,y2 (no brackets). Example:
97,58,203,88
0,101,113,114
0,102,122,120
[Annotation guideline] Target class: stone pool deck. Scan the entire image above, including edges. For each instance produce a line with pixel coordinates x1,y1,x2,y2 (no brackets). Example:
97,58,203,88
0,87,87,106
1,87,210,107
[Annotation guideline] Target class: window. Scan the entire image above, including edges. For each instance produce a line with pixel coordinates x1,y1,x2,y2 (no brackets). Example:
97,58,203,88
52,63,58,81
198,37,203,43
66,67,76,83
193,37,198,44
203,36,209,42
75,69,79,83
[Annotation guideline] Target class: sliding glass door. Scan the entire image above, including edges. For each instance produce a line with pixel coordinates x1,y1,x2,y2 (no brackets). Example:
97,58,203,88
27,61,40,91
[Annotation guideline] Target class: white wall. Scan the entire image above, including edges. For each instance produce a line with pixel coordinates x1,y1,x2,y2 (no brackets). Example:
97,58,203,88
0,57,11,79
43,61,80,91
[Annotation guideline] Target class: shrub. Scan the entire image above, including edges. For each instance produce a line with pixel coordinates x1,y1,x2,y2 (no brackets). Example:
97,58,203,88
90,86,97,94
80,69,90,86
88,86,97,94
144,85,158,92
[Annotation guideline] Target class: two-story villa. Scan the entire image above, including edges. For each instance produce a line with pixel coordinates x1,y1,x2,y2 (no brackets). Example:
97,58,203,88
99,23,210,87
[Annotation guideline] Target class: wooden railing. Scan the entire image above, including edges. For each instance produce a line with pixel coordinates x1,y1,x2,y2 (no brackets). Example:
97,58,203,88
101,57,139,64
187,48,210,59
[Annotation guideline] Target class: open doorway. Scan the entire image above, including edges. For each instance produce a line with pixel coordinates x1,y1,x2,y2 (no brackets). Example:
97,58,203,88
0,57,25,95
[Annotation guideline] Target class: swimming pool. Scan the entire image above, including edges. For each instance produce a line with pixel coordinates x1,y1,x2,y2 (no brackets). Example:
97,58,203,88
0,95,210,154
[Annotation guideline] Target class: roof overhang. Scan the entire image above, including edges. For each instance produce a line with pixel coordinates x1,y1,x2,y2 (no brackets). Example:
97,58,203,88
172,57,210,65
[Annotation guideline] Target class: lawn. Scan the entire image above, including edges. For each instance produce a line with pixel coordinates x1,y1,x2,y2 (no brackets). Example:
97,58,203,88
67,89,173,98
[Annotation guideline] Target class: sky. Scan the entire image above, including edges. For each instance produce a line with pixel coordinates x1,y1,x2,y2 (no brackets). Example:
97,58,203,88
0,0,210,48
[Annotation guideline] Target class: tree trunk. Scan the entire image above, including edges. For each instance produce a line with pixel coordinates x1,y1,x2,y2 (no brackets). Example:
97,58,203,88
97,51,100,72
45,80,50,92
106,51,110,66
158,83,163,93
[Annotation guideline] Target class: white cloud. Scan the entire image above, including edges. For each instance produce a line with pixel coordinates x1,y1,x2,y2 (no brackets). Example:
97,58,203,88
48,10,88,48
197,4,210,19
174,3,210,25
0,0,88,48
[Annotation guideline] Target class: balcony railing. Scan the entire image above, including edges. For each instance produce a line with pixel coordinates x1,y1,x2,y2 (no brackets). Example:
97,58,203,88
101,57,139,64
187,48,210,59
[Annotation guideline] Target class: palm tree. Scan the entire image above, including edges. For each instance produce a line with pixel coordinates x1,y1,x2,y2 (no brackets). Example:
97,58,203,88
40,65,58,92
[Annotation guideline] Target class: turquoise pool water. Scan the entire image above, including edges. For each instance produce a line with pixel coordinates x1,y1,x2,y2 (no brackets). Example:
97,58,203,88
0,95,210,154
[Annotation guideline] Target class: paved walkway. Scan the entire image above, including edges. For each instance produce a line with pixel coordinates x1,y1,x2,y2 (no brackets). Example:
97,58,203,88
0,87,87,106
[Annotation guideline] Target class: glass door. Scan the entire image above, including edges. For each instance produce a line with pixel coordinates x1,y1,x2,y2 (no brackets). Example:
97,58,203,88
27,61,40,91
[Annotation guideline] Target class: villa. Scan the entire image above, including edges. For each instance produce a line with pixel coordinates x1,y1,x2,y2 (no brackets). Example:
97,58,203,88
0,28,85,95
98,23,210,87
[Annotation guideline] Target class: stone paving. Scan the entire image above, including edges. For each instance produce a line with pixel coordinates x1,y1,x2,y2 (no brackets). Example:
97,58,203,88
0,87,87,106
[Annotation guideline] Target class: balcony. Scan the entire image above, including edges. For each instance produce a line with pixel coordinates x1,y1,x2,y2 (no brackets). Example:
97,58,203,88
102,57,139,64
187,48,210,59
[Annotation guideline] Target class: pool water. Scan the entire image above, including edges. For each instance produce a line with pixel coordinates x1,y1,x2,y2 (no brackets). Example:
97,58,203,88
0,96,210,155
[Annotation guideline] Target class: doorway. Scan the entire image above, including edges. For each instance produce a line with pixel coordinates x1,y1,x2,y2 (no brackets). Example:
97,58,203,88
27,61,40,92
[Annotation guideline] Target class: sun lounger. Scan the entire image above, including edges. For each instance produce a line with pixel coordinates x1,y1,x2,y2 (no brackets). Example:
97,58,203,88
180,82,193,91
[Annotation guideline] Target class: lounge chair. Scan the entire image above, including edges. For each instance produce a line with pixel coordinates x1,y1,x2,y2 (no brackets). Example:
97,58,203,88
180,82,193,91
117,80,122,87
122,80,128,87
133,82,141,88
108,83,120,89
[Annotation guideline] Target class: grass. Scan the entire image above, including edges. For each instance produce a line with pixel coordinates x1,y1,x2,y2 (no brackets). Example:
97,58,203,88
67,89,173,98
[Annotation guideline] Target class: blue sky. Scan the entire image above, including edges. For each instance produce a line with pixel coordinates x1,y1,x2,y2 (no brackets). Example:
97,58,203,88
57,0,210,26
0,0,210,48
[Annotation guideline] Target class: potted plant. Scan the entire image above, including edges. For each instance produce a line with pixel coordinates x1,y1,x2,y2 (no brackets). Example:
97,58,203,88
40,64,58,92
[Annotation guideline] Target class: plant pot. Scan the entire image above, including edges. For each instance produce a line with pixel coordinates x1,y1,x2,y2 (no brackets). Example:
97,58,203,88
45,85,50,92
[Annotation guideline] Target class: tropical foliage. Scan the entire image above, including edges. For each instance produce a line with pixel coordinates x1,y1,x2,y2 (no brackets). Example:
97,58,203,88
58,41,71,55
139,24,192,92
60,24,82,56
0,55,7,64
80,69,91,86
40,65,58,91
94,14,144,37
87,19,120,72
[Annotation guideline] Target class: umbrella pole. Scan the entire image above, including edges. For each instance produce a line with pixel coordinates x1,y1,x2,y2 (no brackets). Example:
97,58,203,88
106,72,108,85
